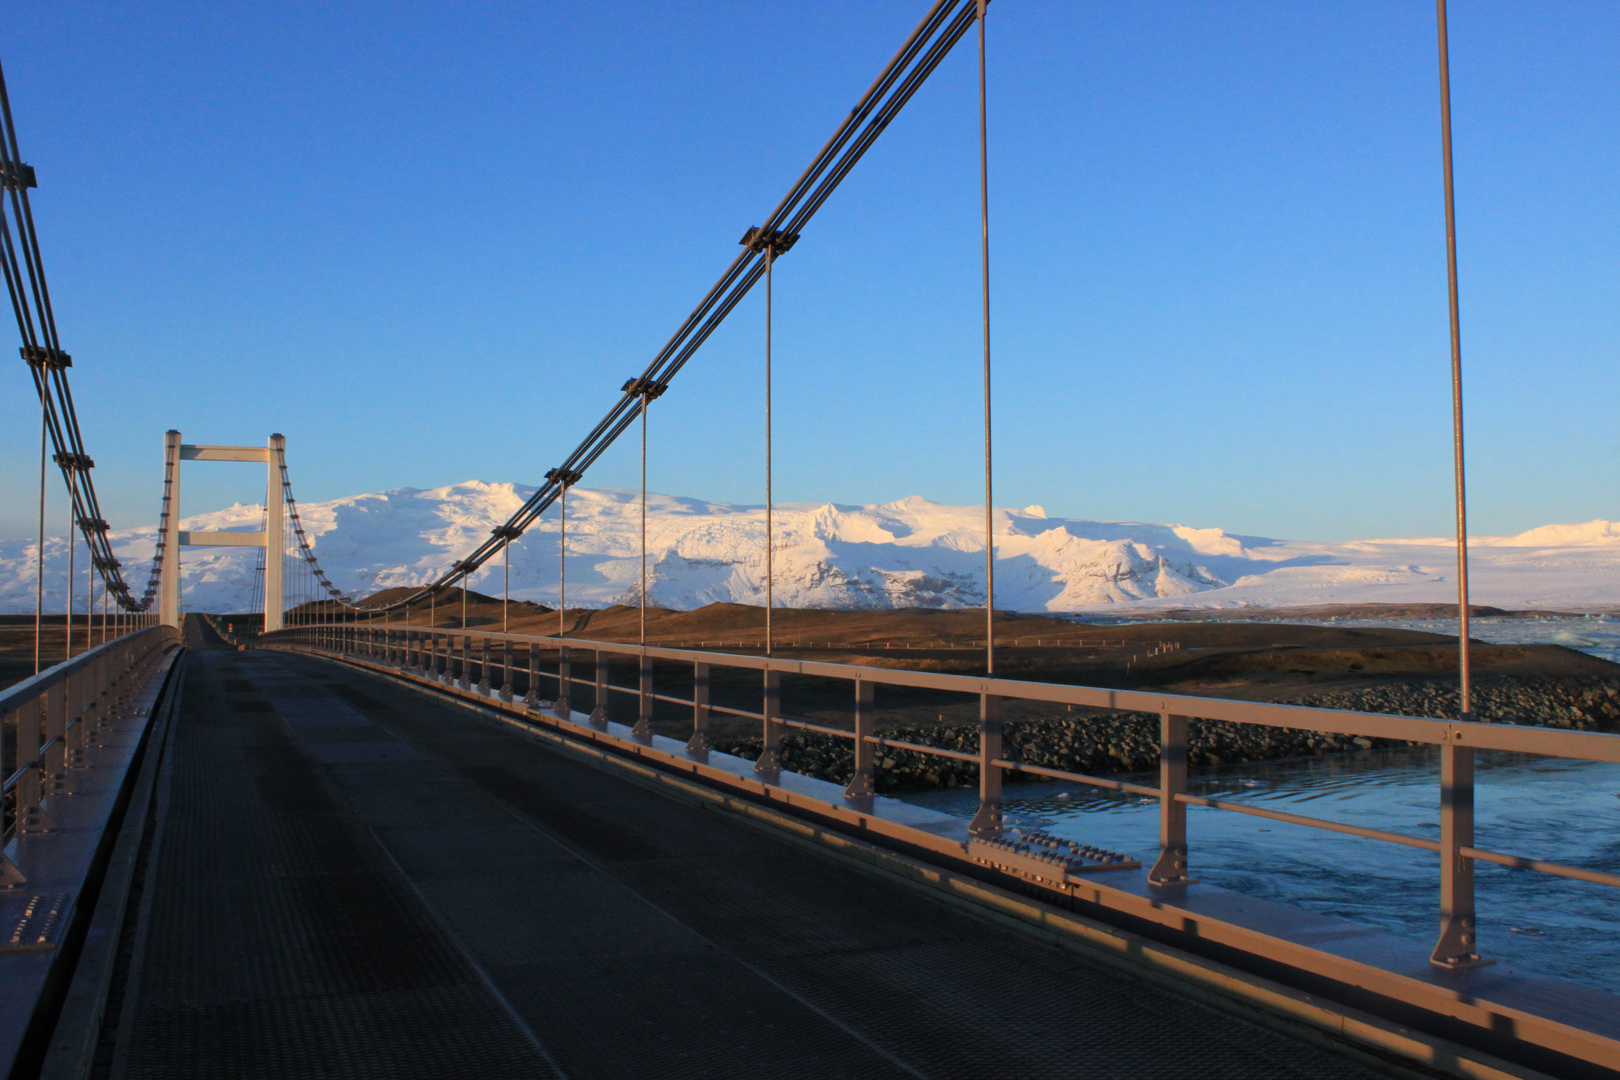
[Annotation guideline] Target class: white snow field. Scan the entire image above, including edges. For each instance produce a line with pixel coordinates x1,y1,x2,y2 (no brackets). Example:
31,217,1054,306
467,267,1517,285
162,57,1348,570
3,481,1618,615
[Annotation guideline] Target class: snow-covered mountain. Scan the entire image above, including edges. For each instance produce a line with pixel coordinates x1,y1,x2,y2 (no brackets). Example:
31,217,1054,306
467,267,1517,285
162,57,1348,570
3,480,1619,614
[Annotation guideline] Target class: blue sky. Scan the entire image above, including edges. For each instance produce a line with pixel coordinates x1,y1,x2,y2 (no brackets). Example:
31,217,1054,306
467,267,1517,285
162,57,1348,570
1,1,1614,543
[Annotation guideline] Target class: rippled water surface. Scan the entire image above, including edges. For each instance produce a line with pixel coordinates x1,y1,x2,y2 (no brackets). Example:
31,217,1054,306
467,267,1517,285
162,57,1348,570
907,747,1620,991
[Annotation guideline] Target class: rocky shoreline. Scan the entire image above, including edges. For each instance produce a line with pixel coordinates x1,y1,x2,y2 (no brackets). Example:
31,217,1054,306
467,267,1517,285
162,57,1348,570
710,676,1620,794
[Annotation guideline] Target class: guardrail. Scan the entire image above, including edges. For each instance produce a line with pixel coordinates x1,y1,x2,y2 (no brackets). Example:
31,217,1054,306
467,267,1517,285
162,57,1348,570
272,622,1620,972
0,626,181,887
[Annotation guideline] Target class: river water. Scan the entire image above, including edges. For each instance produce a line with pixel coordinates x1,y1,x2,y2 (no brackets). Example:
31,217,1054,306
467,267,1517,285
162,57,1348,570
907,746,1620,991
1297,614,1620,665
1113,613,1620,665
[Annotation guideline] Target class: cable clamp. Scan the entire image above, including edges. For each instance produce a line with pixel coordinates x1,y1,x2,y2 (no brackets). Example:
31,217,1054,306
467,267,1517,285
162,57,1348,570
740,226,799,256
0,161,37,190
621,376,666,399
491,525,522,540
545,467,584,486
53,451,94,471
20,345,71,369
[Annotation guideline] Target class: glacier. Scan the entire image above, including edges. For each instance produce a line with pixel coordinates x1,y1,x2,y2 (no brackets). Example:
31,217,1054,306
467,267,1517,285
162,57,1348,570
2,480,1618,615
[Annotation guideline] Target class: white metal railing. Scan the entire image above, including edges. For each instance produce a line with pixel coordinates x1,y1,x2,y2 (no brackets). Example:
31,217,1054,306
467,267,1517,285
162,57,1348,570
273,622,1620,970
0,625,180,885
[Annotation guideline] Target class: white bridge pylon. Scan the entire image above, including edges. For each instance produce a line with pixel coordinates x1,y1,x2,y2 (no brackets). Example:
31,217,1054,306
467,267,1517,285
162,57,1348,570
160,430,286,632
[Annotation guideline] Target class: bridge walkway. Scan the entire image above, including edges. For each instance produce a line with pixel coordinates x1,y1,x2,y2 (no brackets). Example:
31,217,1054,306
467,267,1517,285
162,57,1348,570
96,639,1389,1079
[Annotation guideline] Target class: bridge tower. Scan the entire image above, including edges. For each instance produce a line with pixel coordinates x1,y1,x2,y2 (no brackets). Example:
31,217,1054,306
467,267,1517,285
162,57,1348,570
159,431,287,631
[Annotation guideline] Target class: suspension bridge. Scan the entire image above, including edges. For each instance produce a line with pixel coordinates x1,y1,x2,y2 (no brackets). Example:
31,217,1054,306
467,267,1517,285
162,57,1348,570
3,3,1617,1078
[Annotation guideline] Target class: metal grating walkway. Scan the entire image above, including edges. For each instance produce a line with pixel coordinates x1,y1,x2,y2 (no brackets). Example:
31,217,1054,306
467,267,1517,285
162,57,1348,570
102,648,1391,1079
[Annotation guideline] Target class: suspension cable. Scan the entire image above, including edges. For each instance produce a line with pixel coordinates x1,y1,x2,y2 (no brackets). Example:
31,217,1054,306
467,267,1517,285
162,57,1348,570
0,59,151,624
33,387,44,672
1436,0,1473,720
978,0,994,675
124,4,989,627
346,0,987,616
278,463,360,614
765,244,774,657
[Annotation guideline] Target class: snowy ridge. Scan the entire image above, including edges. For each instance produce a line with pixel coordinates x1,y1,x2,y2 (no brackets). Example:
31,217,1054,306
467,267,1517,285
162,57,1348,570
3,480,1619,614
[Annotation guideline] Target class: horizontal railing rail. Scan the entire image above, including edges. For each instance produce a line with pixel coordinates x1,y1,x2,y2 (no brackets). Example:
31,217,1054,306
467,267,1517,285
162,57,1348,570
0,626,171,718
270,621,1620,971
274,623,1620,755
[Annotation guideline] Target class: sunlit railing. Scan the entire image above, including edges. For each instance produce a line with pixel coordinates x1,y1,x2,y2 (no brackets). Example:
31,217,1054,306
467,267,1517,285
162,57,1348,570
272,622,1620,970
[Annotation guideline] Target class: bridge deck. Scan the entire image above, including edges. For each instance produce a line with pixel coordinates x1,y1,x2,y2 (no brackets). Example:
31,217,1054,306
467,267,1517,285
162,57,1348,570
98,643,1387,1079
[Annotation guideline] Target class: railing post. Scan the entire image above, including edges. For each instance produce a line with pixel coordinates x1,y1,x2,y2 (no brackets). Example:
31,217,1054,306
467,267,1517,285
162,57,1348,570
525,643,541,708
15,696,53,836
88,654,113,745
458,635,471,690
478,637,491,695
968,693,1002,832
844,678,874,800
44,680,68,798
589,650,609,728
686,661,710,753
64,666,91,779
1431,736,1491,968
754,668,781,775
500,639,514,703
82,655,104,742
1148,712,1195,887
632,652,653,741
550,646,567,716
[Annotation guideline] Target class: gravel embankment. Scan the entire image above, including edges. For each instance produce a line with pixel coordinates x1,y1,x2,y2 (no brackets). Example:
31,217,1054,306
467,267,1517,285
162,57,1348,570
710,676,1620,793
